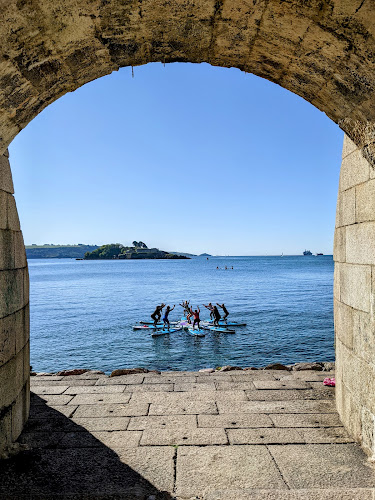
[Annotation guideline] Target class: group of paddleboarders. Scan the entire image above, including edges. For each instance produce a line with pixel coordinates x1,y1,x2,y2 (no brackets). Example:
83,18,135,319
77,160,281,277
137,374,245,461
151,301,229,330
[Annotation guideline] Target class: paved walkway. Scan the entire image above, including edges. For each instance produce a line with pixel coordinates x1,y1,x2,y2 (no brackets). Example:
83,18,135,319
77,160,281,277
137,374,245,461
1,369,375,499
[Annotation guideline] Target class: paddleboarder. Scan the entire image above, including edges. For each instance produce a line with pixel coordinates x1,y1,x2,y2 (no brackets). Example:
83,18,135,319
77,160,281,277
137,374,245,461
212,305,221,326
203,303,214,320
151,303,165,327
217,303,229,321
163,304,175,330
192,306,201,330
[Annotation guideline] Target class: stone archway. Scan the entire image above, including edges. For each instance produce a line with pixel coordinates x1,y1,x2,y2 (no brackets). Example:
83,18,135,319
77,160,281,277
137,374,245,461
1,0,375,456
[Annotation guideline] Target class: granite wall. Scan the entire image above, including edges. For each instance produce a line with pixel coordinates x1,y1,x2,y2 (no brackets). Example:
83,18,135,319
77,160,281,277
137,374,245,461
0,150,29,457
335,134,375,458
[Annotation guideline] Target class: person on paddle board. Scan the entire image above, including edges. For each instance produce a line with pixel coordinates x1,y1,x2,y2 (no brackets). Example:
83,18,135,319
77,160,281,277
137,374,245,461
217,303,229,321
187,306,194,324
179,300,190,318
151,303,165,326
192,306,201,330
212,305,221,326
163,304,175,330
203,303,214,320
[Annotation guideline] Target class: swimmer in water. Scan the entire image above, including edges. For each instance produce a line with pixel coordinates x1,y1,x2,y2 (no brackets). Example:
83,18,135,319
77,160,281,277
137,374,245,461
217,303,229,321
163,305,175,330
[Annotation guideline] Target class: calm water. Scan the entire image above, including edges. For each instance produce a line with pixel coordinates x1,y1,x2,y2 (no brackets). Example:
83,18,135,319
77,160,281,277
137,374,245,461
28,256,334,373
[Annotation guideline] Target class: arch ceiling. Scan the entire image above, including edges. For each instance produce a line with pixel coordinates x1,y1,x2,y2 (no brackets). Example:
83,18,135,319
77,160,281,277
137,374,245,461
0,0,375,158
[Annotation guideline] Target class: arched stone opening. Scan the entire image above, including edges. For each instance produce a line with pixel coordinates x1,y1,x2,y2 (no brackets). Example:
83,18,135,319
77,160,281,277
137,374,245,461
1,0,375,456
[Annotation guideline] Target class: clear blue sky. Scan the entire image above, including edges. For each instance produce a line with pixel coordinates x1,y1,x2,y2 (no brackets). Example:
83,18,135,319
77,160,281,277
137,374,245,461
9,62,343,255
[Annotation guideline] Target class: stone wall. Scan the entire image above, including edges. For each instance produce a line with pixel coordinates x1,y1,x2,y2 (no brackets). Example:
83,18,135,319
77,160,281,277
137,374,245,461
335,134,375,458
0,150,29,456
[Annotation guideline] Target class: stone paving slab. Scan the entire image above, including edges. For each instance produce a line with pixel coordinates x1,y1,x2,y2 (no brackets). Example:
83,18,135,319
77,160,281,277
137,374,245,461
227,427,354,445
217,399,336,414
203,488,375,500
128,414,197,430
149,401,218,415
31,394,74,405
31,378,97,386
174,382,217,391
67,393,132,405
59,430,142,448
72,416,130,431
63,384,127,394
253,380,312,390
215,381,256,390
245,389,335,401
269,413,343,428
126,383,174,392
269,444,375,489
197,413,273,429
95,374,145,385
73,402,149,418
141,427,228,446
175,445,288,497
130,390,247,404
31,385,70,395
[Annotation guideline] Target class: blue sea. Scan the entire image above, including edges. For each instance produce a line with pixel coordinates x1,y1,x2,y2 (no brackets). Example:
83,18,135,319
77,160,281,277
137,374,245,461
28,256,334,373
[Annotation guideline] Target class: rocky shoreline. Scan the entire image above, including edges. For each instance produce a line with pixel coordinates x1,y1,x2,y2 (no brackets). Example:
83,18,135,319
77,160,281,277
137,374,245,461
31,361,335,378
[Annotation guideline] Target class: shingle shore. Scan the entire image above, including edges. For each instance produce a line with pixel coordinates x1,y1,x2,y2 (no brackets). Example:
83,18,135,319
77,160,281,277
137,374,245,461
1,366,375,499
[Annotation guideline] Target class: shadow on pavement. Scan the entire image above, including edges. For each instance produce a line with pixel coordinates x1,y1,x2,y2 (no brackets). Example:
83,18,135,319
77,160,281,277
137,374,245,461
0,394,173,499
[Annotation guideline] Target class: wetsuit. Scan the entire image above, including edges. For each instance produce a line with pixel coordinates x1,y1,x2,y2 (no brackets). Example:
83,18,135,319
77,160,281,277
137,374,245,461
151,306,162,326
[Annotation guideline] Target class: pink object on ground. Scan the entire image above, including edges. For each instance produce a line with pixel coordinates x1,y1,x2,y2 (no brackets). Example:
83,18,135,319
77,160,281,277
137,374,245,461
323,377,336,387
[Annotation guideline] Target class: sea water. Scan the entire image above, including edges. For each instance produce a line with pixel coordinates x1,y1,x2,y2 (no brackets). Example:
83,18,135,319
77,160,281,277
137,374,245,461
28,256,334,373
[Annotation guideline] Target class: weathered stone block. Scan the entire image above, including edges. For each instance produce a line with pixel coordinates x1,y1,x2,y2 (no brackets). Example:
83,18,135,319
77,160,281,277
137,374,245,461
342,134,358,159
13,231,26,269
0,268,26,318
0,310,16,367
346,223,375,265
352,309,375,364
356,179,375,222
0,155,14,194
340,150,370,191
15,305,29,354
0,229,15,270
6,196,20,231
339,263,371,312
333,226,346,262
334,300,353,350
0,405,12,453
0,349,24,409
336,187,355,227
0,191,7,230
361,406,375,458
11,381,28,441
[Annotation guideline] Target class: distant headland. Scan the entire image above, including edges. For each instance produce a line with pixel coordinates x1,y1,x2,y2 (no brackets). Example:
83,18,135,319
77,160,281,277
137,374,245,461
84,242,189,260
25,243,211,259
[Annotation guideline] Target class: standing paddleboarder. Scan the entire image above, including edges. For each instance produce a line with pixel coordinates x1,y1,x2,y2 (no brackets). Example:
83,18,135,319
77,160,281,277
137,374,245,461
203,303,214,320
217,303,229,321
192,306,201,330
163,305,175,331
151,303,165,327
212,305,221,326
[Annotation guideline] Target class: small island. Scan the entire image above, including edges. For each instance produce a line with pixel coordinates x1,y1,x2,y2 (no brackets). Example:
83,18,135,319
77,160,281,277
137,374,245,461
84,241,190,260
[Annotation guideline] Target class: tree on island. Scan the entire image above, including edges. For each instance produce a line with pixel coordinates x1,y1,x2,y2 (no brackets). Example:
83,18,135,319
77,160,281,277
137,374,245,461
132,241,148,249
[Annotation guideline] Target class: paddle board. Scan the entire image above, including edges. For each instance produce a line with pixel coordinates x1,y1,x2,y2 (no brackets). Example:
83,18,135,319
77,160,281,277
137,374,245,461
203,326,235,334
152,327,182,337
203,320,246,327
187,327,205,337
133,324,164,330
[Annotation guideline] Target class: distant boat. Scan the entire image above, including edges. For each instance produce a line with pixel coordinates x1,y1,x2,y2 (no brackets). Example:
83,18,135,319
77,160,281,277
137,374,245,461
303,250,312,256
316,253,323,256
